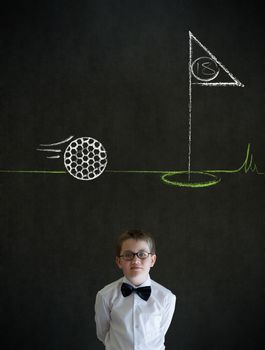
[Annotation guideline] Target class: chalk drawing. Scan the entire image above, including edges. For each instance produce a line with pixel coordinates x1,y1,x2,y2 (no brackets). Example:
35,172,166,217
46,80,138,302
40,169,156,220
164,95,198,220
187,31,244,184
37,136,108,180
64,137,107,180
36,136,74,159
36,149,61,159
108,144,264,188
189,32,244,87
38,135,74,147
191,57,220,82
1,33,263,187
0,142,263,186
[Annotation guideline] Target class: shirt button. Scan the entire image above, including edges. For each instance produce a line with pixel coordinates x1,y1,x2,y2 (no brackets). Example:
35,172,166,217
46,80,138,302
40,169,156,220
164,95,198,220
135,325,139,328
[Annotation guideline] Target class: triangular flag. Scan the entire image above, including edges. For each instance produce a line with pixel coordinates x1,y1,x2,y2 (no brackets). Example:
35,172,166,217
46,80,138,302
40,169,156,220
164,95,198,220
189,31,244,87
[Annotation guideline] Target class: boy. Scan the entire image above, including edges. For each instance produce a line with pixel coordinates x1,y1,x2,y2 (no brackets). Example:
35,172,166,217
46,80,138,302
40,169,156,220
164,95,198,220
95,229,176,350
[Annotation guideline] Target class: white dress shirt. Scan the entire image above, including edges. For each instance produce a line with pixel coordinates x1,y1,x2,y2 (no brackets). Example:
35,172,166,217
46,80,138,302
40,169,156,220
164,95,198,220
95,275,176,350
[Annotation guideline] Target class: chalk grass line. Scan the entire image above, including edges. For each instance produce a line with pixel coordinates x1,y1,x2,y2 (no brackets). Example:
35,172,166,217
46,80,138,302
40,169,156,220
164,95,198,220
188,31,245,185
108,143,264,176
100,143,264,177
0,144,264,187
108,144,264,188
0,170,66,174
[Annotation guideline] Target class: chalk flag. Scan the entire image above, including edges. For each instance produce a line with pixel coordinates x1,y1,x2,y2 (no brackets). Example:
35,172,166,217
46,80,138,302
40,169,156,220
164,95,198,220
187,31,244,180
189,31,244,87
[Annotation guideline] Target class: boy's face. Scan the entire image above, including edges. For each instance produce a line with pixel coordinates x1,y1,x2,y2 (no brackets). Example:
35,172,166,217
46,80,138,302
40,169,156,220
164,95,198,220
116,238,156,286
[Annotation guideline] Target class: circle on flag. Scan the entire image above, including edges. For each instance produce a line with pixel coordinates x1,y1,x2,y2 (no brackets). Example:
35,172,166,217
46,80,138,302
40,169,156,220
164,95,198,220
191,56,220,82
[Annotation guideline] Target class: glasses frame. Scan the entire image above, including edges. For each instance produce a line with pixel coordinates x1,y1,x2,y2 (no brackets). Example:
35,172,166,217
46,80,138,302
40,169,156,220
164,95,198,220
119,250,153,261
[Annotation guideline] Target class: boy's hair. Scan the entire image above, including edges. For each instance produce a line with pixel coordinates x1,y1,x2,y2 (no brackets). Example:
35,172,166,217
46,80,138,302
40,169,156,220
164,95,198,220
116,229,156,256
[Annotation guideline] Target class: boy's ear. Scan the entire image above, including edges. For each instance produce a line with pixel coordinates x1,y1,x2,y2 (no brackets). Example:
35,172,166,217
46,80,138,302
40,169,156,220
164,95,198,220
116,256,122,269
150,254,157,267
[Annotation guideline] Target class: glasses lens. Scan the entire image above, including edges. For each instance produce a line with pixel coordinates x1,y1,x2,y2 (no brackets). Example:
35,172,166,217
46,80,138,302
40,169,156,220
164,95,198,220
121,251,150,260
123,252,134,260
137,251,149,259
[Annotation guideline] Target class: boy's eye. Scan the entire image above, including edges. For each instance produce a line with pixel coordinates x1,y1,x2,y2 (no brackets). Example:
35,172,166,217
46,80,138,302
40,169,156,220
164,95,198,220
120,250,150,260
123,252,134,259
137,251,149,259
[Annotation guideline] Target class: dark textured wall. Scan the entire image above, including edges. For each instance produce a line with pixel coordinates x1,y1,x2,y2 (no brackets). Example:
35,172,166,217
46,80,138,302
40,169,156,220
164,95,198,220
1,1,264,349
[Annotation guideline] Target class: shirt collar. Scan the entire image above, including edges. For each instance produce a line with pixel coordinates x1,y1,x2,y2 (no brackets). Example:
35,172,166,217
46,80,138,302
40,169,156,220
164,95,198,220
122,275,151,288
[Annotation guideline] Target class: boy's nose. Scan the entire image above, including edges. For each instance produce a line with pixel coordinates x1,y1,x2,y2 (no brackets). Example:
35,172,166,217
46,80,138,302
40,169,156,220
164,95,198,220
132,255,141,262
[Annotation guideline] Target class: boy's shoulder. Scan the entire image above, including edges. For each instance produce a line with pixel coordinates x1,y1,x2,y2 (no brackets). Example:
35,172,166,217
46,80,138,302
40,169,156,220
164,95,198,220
97,277,123,298
151,278,176,299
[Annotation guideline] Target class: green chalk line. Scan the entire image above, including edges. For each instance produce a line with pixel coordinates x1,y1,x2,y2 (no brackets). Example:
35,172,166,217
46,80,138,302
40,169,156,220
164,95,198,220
204,143,264,175
0,144,264,188
0,170,67,174
107,144,264,187
107,144,264,176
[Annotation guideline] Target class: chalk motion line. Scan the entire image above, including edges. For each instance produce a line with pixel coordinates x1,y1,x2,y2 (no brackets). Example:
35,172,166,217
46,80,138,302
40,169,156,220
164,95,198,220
0,144,264,188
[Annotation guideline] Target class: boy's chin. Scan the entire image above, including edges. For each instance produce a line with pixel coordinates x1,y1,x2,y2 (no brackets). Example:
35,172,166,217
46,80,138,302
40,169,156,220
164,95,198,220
126,273,148,286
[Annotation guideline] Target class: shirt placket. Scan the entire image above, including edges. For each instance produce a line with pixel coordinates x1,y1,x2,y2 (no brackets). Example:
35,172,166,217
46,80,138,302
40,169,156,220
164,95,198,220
133,292,140,350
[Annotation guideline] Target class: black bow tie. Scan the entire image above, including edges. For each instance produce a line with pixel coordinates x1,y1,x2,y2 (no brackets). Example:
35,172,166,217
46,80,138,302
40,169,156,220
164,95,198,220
121,282,151,301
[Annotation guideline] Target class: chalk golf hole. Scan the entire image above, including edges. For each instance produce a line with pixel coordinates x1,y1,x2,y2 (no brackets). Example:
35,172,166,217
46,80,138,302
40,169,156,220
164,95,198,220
161,171,221,188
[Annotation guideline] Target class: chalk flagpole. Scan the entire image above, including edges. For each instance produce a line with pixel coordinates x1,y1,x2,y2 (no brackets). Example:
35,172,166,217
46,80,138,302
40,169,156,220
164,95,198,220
188,31,193,181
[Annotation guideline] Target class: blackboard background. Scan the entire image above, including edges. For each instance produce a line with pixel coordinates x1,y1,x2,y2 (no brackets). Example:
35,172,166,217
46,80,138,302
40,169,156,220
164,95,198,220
1,1,264,349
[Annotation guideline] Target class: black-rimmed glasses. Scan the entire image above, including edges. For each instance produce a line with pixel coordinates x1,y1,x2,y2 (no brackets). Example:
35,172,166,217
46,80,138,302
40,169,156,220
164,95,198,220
119,250,152,261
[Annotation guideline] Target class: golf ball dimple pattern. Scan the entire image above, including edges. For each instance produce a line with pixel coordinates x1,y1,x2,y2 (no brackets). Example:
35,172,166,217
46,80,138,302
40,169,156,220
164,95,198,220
64,137,107,180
